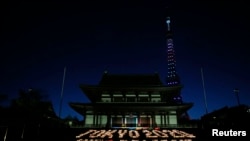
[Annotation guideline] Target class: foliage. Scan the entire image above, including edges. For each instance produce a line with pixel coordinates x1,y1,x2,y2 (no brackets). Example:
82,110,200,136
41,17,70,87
0,93,8,106
9,88,56,125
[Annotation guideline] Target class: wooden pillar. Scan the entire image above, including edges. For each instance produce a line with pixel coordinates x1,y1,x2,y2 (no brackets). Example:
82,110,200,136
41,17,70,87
137,112,141,127
160,114,163,127
151,112,155,128
135,91,139,102
107,114,111,128
149,92,152,102
96,114,99,127
166,112,169,126
83,111,86,126
92,113,96,127
122,114,125,127
164,113,166,127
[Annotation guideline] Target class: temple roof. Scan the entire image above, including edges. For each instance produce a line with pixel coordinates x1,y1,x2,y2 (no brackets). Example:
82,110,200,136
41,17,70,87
69,102,193,116
79,73,182,102
99,73,163,86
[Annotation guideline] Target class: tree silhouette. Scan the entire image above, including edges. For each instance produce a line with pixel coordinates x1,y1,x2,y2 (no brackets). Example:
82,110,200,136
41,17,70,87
0,93,8,106
10,88,57,127
0,93,9,126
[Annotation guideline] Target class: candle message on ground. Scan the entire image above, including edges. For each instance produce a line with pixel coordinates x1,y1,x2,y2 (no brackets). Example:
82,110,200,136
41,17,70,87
76,129,196,141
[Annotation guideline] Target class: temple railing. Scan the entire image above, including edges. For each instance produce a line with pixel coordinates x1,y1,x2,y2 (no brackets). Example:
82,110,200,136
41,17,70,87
69,123,198,128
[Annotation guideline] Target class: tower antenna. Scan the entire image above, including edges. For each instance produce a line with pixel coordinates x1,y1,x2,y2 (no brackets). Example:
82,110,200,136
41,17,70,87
59,66,66,118
165,11,180,86
201,67,208,114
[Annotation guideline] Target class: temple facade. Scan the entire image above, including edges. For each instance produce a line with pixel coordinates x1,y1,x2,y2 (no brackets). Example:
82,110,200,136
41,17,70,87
69,11,193,128
70,73,192,128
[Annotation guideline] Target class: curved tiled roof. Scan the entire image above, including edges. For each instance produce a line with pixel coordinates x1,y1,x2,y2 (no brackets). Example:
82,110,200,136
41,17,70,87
98,73,163,86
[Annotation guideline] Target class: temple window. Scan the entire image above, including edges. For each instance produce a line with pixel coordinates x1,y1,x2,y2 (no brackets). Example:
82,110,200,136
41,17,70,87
151,97,161,102
101,98,111,102
127,97,136,102
112,92,123,102
138,97,149,102
113,97,124,102
151,93,161,102
138,93,149,102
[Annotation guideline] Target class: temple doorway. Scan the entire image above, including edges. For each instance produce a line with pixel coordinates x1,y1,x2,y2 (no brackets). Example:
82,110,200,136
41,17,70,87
125,116,137,127
111,116,123,127
140,117,151,127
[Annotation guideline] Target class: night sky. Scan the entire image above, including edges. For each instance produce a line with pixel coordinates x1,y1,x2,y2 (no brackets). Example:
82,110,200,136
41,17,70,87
1,0,250,120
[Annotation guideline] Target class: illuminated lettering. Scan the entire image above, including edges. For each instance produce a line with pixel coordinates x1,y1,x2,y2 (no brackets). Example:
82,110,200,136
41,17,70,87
76,130,95,139
93,130,109,138
99,130,117,138
152,130,168,138
178,130,196,138
166,129,195,138
118,130,128,138
98,130,108,138
89,130,101,138
129,130,140,138
75,129,196,141
142,130,158,138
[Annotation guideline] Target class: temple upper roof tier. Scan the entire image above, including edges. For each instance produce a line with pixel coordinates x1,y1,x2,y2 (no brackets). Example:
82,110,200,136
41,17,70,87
98,73,163,86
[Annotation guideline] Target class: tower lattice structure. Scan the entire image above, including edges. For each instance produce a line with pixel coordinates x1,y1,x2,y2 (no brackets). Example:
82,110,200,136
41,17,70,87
166,16,180,87
165,14,190,120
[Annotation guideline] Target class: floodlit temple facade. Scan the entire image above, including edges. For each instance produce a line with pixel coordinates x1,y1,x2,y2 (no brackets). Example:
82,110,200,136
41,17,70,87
69,14,193,128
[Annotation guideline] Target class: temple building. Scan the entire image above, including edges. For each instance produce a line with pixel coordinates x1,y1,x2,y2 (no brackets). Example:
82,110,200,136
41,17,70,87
69,13,193,128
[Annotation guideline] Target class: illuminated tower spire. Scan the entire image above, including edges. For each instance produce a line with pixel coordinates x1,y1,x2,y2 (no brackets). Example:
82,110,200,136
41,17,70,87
165,9,189,120
166,16,181,86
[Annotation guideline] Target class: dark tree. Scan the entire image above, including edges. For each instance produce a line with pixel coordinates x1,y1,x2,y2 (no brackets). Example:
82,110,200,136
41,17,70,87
0,93,9,126
9,88,57,127
0,93,8,106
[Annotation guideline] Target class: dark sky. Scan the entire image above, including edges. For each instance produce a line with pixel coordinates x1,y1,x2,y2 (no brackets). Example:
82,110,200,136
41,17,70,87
1,0,250,120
